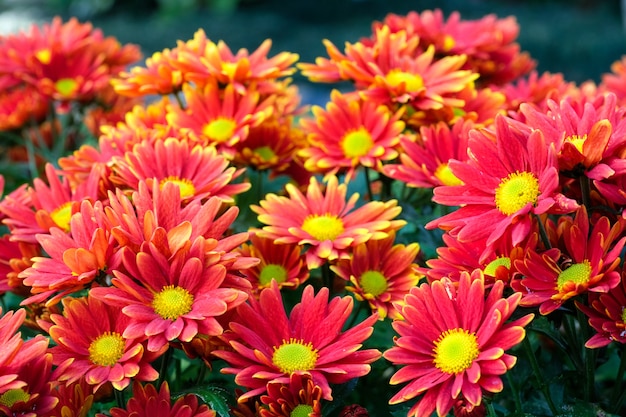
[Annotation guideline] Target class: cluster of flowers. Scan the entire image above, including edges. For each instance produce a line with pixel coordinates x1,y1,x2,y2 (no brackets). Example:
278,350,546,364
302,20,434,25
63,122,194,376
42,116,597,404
2,8,626,417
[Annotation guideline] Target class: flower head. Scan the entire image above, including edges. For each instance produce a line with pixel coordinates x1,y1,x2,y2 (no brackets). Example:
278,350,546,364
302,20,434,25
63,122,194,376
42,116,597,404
251,175,405,269
213,282,381,402
259,373,323,417
383,270,533,417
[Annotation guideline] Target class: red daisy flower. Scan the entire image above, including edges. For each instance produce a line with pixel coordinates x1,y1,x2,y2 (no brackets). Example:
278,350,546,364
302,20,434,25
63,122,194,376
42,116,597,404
331,233,422,320
259,373,323,417
99,381,215,417
0,85,49,131
251,175,406,269
166,80,273,157
47,378,95,417
46,295,160,393
383,119,473,188
0,308,29,395
512,207,626,315
298,89,404,181
576,270,626,348
383,270,533,417
110,137,250,203
19,199,116,307
238,232,309,294
90,231,249,352
426,114,578,259
213,281,381,402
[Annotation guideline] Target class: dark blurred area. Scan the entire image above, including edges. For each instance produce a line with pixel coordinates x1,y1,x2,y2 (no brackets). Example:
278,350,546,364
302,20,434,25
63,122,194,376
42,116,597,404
1,0,625,101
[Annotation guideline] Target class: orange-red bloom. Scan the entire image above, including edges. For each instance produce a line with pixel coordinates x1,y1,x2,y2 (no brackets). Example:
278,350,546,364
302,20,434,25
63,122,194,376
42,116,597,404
384,270,533,417
214,282,381,402
251,175,405,269
331,233,422,319
259,373,323,417
99,381,215,417
299,89,404,180
46,295,160,392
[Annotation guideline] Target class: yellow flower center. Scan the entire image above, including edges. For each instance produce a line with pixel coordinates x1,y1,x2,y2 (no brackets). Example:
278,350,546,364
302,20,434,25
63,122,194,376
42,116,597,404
88,331,125,367
433,328,479,375
272,338,319,374
55,78,79,97
0,388,30,407
442,34,456,52
202,118,237,143
35,48,51,64
341,127,374,158
565,134,587,153
621,306,626,324
494,171,540,215
254,146,277,162
222,62,238,79
385,69,424,92
359,270,388,297
159,176,196,199
50,201,73,232
557,260,592,291
301,214,345,242
152,285,194,320
483,257,511,277
434,162,463,186
291,405,314,417
259,264,288,285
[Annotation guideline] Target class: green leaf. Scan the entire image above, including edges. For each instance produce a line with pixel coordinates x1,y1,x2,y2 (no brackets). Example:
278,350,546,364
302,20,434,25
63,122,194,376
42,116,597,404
173,385,232,417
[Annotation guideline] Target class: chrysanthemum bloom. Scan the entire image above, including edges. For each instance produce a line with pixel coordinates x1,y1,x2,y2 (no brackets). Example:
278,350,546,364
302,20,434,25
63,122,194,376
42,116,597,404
0,85,49,131
19,199,116,307
383,270,534,417
45,295,161,393
174,30,299,94
497,71,575,114
47,378,95,417
298,89,404,181
90,228,250,352
376,9,535,86
383,119,473,188
0,17,140,102
0,163,99,244
214,282,381,402
0,308,29,394
251,175,406,269
0,340,57,417
576,270,626,348
512,207,626,315
238,233,309,293
423,230,538,288
166,80,273,157
519,92,626,179
232,115,305,177
259,373,323,417
110,137,250,203
98,381,215,417
331,233,422,319
601,55,626,106
426,115,578,259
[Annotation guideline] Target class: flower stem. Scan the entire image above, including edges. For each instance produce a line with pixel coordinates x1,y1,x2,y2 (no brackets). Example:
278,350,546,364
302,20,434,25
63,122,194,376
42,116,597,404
576,308,596,402
579,174,591,209
114,387,125,409
505,371,523,414
157,347,173,390
610,345,626,413
534,213,552,250
364,167,373,202
522,335,559,416
486,399,498,417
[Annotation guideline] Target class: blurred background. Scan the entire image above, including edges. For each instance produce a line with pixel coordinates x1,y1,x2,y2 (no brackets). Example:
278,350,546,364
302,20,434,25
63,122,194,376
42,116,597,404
1,0,624,104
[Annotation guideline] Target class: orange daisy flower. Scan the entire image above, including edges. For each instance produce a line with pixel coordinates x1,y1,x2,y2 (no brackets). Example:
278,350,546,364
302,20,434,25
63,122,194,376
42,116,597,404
251,175,406,269
384,270,534,417
90,230,249,352
238,232,309,293
576,270,626,348
259,373,323,417
46,295,161,393
331,233,422,320
19,199,115,307
426,115,578,259
47,378,95,417
299,89,404,180
512,207,626,315
0,163,99,244
110,137,250,203
0,85,49,131
382,119,473,188
213,282,381,402
99,381,215,417
376,9,535,85
167,81,273,157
